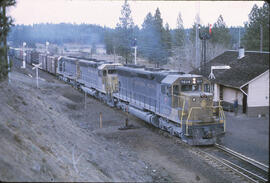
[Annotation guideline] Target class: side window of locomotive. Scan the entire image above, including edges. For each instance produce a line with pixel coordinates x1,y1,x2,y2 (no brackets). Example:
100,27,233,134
103,70,107,76
118,81,121,91
108,70,116,74
59,61,62,72
161,84,166,94
181,85,192,92
173,85,179,95
192,85,199,91
167,86,172,96
98,70,102,76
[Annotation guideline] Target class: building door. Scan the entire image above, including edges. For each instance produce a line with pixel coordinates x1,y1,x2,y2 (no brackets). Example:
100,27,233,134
242,94,247,113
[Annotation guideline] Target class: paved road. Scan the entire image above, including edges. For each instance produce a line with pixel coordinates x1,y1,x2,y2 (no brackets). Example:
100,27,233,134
219,111,269,165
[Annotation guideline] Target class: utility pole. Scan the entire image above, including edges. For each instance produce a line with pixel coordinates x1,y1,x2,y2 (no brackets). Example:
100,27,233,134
260,24,263,52
21,42,26,69
195,1,200,69
132,38,137,65
238,26,241,48
134,46,137,65
46,41,49,55
113,46,116,62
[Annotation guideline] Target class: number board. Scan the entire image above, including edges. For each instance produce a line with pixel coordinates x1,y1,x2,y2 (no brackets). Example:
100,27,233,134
180,80,191,84
196,79,203,84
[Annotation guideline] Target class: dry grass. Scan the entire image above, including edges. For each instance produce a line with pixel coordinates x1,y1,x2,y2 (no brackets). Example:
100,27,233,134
14,134,22,145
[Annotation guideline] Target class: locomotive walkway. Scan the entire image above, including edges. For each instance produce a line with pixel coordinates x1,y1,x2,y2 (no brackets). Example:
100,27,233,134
219,111,269,165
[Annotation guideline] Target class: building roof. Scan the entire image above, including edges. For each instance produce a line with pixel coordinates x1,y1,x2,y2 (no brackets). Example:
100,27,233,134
190,50,269,88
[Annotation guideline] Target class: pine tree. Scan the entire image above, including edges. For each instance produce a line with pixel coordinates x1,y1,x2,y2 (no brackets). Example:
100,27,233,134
174,12,185,48
242,2,269,51
210,15,231,47
164,23,172,56
138,9,169,67
115,0,134,64
138,12,155,59
0,0,16,79
104,30,114,54
153,8,168,66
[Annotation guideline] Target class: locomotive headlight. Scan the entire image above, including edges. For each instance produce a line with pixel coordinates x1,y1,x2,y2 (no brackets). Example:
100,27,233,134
192,97,196,102
192,78,196,84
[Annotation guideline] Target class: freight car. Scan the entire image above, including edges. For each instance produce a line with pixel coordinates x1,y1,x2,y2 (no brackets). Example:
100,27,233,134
46,55,58,74
30,51,40,64
9,47,40,65
9,47,59,75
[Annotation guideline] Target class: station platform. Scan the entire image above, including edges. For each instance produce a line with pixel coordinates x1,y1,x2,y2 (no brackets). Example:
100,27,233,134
219,111,269,165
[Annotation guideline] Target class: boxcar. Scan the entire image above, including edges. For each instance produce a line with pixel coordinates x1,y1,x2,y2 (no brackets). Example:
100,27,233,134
31,51,40,64
39,54,47,71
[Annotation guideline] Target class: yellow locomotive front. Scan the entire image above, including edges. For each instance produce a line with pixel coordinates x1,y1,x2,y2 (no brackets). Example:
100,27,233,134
171,75,225,145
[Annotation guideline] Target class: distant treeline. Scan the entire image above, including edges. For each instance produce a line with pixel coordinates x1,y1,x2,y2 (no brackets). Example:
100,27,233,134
8,23,244,50
7,2,269,67
8,23,109,47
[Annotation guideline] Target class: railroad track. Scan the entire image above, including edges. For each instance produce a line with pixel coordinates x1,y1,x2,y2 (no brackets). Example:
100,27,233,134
199,144,269,183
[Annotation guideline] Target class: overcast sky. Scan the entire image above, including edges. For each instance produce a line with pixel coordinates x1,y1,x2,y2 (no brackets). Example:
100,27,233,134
8,0,264,29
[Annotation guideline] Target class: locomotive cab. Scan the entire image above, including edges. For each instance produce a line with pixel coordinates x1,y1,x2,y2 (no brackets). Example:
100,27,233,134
164,74,225,144
172,75,217,123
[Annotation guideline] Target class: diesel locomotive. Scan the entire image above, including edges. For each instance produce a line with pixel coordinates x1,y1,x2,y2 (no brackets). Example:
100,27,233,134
9,48,226,145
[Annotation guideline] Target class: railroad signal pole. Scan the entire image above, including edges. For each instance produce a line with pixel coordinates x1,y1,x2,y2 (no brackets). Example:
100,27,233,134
260,24,263,52
198,24,212,74
132,38,137,65
46,41,49,55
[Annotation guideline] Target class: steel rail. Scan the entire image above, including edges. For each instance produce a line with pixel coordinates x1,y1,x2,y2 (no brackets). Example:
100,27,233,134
215,143,269,173
200,150,259,183
222,158,268,182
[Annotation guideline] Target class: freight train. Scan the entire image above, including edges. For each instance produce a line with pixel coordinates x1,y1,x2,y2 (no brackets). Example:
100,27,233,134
8,47,226,145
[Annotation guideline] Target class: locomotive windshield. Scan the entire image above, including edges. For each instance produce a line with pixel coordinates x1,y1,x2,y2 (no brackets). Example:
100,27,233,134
108,69,116,74
181,84,202,92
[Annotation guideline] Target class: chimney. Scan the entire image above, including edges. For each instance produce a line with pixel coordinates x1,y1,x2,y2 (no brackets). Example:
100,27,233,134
238,47,245,59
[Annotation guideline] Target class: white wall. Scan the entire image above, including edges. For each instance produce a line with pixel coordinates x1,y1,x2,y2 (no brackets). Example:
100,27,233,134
223,87,243,105
213,83,243,105
248,70,269,107
213,83,219,102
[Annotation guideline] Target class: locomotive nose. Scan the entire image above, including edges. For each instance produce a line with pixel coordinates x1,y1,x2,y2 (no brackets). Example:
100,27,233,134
200,99,207,108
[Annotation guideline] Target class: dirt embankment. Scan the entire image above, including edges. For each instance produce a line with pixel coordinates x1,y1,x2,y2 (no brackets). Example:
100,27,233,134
0,61,240,182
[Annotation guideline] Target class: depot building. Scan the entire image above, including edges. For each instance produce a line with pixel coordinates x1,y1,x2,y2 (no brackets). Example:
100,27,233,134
190,48,269,117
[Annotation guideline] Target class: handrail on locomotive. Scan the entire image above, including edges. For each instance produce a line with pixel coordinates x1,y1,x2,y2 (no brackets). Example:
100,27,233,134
184,104,226,136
